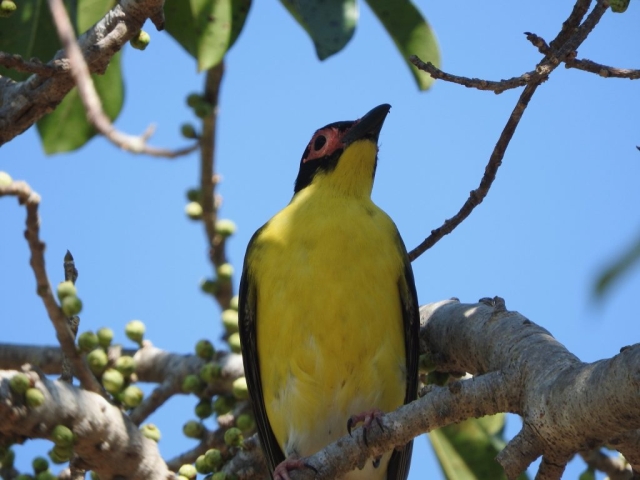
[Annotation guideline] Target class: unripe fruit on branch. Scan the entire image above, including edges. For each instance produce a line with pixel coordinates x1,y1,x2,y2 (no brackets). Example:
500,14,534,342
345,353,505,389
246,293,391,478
61,295,82,316
125,320,145,344
97,327,114,348
9,373,30,395
130,30,150,50
0,0,17,18
26,388,45,408
140,423,161,442
87,349,108,375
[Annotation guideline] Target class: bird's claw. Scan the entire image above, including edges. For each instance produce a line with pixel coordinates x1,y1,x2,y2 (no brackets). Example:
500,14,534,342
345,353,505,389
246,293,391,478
347,408,385,446
273,457,317,480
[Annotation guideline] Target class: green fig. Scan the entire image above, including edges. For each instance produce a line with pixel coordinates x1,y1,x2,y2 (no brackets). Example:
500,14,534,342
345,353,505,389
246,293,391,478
140,423,161,442
9,373,31,395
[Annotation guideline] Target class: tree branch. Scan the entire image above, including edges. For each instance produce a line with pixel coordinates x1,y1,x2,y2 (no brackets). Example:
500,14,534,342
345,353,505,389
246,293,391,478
198,63,236,309
409,57,542,94
0,180,103,395
2,298,638,479
0,52,67,76
408,82,540,261
0,342,244,390
0,0,165,146
0,369,170,480
408,0,610,260
580,449,634,480
44,0,196,157
422,298,640,480
565,58,640,79
59,250,79,384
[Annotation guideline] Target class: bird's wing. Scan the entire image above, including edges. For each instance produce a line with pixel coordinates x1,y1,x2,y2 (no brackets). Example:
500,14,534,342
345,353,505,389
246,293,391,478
386,231,420,480
238,228,285,476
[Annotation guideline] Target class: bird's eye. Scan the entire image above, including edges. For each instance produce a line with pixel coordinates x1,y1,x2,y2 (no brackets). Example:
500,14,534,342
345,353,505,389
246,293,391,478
313,135,326,151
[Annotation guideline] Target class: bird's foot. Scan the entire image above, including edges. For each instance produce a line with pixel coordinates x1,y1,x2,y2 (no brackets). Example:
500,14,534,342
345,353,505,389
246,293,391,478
347,408,385,446
273,456,317,480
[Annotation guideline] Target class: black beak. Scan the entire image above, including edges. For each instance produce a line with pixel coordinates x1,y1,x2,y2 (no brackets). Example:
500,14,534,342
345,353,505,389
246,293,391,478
342,104,391,146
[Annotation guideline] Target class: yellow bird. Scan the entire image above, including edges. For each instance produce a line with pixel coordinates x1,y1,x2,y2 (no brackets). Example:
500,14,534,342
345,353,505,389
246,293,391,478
239,104,419,480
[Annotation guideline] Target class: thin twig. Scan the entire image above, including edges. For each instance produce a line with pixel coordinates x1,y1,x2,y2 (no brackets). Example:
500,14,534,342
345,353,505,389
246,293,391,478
129,379,177,426
0,52,68,76
59,250,79,383
548,0,593,51
409,57,534,94
408,0,610,260
199,63,234,308
46,0,197,158
409,83,539,260
525,32,551,55
541,0,609,71
565,58,640,79
166,426,228,471
0,181,104,395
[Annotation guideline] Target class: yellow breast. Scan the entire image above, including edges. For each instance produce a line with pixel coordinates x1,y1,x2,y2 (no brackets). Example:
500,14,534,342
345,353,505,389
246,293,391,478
248,183,407,466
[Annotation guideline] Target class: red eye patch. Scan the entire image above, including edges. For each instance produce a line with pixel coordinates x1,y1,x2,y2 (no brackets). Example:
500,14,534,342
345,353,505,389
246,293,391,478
302,127,345,163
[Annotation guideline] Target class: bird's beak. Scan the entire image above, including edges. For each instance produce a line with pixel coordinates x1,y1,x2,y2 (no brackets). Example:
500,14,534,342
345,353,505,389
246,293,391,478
342,104,391,146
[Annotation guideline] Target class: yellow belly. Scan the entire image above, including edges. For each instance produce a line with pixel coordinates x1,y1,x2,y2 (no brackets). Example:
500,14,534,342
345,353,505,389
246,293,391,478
249,188,407,475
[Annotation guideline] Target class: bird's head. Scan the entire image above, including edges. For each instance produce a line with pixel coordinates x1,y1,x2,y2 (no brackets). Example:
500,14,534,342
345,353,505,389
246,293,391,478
293,104,391,197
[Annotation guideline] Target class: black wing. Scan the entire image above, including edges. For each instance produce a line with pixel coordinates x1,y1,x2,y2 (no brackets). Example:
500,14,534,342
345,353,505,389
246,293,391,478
386,231,420,480
238,227,285,477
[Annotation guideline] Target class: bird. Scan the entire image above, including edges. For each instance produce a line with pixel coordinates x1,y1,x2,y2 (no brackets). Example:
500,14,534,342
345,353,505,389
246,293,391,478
238,104,419,480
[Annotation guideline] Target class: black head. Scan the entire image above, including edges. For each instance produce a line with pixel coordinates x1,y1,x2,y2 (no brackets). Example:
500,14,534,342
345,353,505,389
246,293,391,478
293,104,391,194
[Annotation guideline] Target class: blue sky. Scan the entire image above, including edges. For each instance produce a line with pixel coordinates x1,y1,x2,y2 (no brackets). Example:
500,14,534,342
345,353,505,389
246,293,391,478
1,1,639,478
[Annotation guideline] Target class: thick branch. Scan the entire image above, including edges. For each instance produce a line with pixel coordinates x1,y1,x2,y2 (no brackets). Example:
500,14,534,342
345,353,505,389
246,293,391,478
0,369,170,480
421,298,640,479
2,299,638,480
241,371,509,480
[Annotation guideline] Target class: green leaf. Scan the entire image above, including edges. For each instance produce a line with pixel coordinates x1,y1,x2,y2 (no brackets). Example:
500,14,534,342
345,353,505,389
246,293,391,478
191,0,232,71
279,0,357,60
76,0,114,32
163,0,198,57
164,0,251,71
0,0,65,82
0,0,113,81
429,414,528,480
365,0,440,90
36,51,124,154
0,0,123,152
594,233,640,298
